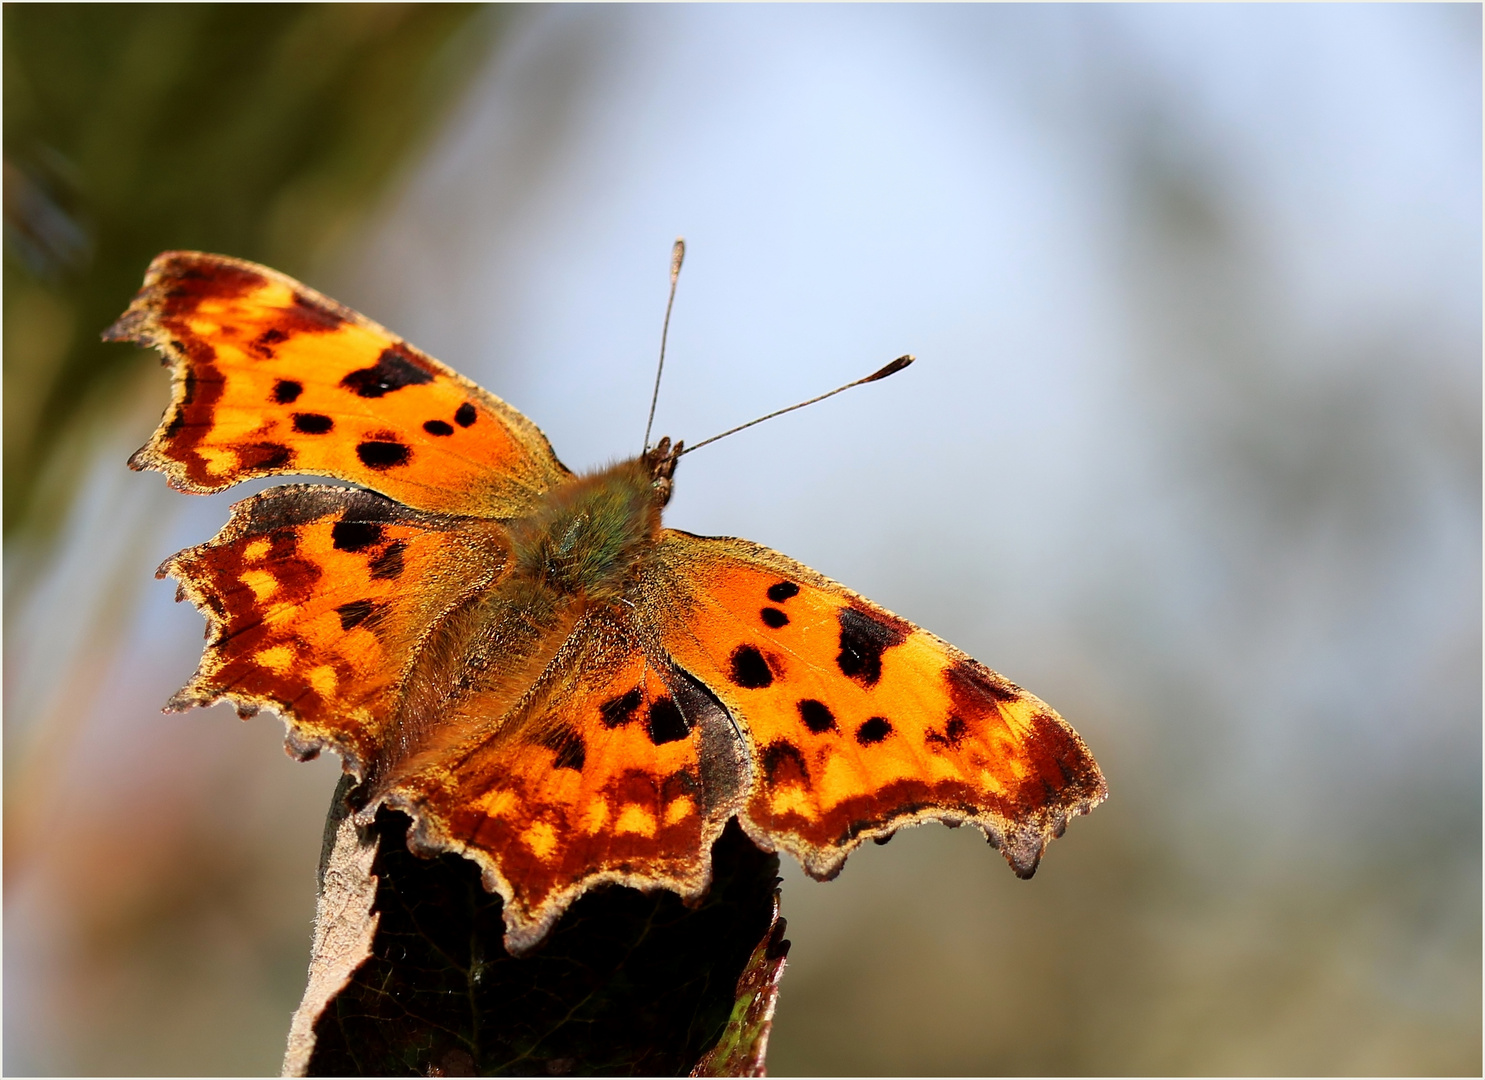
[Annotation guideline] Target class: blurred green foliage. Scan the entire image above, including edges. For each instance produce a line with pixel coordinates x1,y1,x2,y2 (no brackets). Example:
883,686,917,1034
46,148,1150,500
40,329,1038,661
4,3,497,539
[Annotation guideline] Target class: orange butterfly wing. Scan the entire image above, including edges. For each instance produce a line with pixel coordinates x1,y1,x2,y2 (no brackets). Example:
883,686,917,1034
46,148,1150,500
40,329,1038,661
161,484,507,775
107,251,569,517
117,251,1105,954
382,606,748,952
641,531,1107,879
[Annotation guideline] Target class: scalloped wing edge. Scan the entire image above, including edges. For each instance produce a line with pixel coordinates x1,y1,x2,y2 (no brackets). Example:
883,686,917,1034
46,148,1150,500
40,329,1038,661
739,779,1106,884
154,481,490,781
651,530,1109,884
156,493,752,956
158,509,1105,954
106,249,571,496
367,644,755,956
157,504,373,783
374,787,729,956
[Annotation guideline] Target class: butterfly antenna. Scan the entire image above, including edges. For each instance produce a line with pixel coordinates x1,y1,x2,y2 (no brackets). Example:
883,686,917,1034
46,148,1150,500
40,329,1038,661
677,354,915,457
643,238,686,453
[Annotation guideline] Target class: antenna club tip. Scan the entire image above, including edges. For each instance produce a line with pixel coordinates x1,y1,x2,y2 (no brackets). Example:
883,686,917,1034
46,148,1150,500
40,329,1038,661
670,238,686,278
865,354,915,382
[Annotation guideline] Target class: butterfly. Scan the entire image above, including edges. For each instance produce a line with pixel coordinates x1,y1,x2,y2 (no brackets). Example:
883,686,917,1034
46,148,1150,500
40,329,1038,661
107,250,1106,954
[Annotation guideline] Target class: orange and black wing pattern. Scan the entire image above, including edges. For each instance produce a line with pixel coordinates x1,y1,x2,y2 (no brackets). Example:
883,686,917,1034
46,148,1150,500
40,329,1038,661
642,531,1106,880
161,484,507,775
107,251,570,517
379,605,748,953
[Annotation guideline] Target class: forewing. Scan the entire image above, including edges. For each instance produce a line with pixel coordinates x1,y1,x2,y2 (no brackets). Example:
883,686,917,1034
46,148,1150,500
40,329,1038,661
108,251,570,516
161,484,507,773
642,531,1107,880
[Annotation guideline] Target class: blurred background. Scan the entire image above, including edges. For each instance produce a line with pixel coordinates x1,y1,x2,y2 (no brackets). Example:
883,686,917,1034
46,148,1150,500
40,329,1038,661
4,4,1479,1074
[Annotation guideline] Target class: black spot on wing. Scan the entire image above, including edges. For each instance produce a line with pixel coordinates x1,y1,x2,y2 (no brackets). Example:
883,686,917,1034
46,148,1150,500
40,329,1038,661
264,529,299,559
600,687,643,728
272,379,302,404
761,740,810,786
454,402,477,427
797,699,838,734
856,716,893,745
422,419,454,436
335,599,382,631
760,607,789,629
647,697,692,745
729,645,773,689
767,581,799,603
292,413,333,434
943,658,1023,705
356,440,410,469
240,442,293,471
369,541,406,580
925,716,969,748
553,737,585,772
836,607,907,687
331,520,383,552
541,728,586,772
340,347,434,398
250,327,288,359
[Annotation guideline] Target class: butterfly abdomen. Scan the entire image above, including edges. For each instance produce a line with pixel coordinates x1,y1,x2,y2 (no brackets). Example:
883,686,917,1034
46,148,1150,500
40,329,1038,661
507,458,664,604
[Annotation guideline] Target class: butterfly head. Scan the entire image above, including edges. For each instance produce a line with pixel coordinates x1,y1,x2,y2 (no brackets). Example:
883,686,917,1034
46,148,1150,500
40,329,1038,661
643,436,684,508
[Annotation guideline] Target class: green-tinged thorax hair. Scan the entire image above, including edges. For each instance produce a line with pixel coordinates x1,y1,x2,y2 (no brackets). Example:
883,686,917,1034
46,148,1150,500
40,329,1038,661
506,441,680,605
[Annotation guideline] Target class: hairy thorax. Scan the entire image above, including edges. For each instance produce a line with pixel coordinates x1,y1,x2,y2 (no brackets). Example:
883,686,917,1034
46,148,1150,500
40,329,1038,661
506,457,665,604
368,455,673,790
